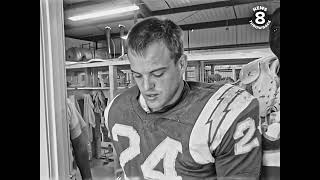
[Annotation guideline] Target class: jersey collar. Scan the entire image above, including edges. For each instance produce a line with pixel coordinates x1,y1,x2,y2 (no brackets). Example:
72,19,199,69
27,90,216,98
139,94,151,113
132,81,190,119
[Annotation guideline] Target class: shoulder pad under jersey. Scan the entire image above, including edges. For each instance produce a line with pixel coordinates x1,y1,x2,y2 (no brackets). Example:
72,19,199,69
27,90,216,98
239,55,278,85
239,55,279,117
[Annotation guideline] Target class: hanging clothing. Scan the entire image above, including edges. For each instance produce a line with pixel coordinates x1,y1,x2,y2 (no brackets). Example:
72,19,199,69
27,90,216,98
92,112,102,159
66,98,88,179
67,98,87,140
91,91,107,159
68,95,82,116
83,94,95,143
92,90,106,114
83,94,95,127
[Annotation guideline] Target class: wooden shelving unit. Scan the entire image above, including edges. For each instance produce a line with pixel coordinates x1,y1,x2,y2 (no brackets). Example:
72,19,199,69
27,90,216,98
67,87,110,90
66,57,131,101
67,86,128,90
65,59,130,69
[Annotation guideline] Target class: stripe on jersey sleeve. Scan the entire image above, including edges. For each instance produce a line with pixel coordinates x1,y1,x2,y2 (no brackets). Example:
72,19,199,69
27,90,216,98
208,86,255,152
189,84,233,164
104,94,121,138
263,150,280,167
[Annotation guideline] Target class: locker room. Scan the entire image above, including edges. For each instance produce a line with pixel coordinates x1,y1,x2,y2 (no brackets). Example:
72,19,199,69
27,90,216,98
40,0,280,179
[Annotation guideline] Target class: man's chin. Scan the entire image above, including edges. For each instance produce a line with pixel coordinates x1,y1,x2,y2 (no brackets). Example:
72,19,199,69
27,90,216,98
146,101,162,112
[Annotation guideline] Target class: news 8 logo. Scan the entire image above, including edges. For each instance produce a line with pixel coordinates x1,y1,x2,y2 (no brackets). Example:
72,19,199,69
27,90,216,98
249,5,271,30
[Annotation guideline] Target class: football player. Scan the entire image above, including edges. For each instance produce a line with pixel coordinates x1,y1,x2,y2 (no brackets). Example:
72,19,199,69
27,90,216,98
238,8,280,180
261,7,280,180
105,17,262,180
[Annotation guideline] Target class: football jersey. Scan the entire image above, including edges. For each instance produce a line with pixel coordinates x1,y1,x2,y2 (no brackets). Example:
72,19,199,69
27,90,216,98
260,86,280,180
238,56,280,180
105,81,262,180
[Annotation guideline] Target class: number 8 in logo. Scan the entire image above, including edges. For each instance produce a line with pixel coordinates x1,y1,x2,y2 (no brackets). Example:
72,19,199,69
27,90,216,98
255,11,266,25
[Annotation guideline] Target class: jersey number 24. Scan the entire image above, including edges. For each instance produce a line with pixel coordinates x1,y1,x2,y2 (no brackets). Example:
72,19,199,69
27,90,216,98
112,118,259,180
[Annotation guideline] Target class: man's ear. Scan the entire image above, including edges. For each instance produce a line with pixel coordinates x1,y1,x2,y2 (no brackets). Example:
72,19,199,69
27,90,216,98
178,54,187,74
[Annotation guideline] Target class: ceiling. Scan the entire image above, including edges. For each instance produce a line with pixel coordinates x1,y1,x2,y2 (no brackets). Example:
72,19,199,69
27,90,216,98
63,0,280,42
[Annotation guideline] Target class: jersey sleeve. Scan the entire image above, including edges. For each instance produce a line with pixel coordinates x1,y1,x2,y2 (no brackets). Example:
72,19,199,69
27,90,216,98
212,96,262,180
104,103,112,139
103,95,123,178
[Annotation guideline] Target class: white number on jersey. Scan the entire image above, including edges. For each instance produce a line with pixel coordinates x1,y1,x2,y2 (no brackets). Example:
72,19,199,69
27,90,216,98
112,124,182,180
141,137,182,180
112,124,140,169
233,117,260,155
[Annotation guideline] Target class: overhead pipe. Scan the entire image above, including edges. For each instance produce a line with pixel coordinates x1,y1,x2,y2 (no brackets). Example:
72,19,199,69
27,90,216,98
119,24,125,56
104,26,112,59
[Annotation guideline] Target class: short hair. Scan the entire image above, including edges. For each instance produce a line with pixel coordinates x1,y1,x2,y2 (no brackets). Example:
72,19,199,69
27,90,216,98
126,17,184,63
269,7,280,58
270,7,280,29
272,7,280,19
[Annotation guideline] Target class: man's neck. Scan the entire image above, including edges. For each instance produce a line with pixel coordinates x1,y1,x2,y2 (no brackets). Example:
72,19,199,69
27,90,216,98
161,80,185,110
139,80,185,113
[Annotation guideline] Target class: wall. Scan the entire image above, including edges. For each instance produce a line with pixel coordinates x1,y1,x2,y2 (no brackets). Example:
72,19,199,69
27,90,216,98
187,24,269,49
65,23,269,57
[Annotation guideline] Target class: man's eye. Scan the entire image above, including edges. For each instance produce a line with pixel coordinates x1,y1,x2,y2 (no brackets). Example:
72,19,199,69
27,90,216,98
152,72,164,77
133,73,142,78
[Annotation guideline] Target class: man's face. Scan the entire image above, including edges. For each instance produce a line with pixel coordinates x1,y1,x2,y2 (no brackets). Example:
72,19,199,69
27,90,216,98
269,10,280,59
128,41,185,112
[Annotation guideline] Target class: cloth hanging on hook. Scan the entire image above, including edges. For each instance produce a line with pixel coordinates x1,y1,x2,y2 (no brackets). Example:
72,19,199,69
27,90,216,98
66,97,88,177
83,94,95,143
83,94,95,127
91,90,106,114
68,95,82,115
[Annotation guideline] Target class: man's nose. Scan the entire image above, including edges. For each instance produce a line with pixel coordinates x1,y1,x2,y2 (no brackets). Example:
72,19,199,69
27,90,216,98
143,76,155,91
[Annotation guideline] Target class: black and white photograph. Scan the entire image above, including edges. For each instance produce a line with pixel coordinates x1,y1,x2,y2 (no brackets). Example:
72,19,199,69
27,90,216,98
40,0,280,179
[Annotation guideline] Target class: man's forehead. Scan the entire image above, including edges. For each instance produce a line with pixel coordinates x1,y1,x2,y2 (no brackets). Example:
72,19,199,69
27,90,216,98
129,43,172,65
128,50,166,65
128,41,169,57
